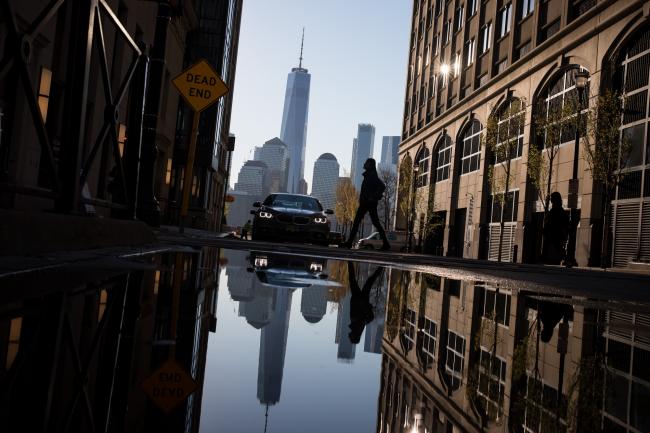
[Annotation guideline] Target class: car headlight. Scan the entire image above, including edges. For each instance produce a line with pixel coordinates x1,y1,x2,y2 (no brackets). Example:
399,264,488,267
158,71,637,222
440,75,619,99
254,256,268,268
313,217,328,224
259,211,273,219
309,262,323,272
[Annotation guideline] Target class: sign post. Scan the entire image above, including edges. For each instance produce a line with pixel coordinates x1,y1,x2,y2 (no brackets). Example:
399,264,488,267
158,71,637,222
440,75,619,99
171,59,229,232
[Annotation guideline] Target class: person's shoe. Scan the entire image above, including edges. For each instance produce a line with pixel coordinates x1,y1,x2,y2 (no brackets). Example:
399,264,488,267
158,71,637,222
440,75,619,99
340,241,353,249
380,243,391,251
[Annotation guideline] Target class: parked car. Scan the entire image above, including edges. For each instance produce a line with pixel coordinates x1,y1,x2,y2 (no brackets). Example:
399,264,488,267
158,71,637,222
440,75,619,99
356,231,407,251
251,193,333,246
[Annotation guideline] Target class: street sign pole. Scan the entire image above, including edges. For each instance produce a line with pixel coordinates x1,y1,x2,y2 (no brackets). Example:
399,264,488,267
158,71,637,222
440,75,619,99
171,59,229,233
179,112,200,233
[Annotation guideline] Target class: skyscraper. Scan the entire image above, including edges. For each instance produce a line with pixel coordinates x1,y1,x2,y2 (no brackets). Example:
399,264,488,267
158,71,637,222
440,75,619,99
380,136,400,172
280,31,311,194
350,124,376,190
233,160,268,196
311,153,340,211
254,137,289,192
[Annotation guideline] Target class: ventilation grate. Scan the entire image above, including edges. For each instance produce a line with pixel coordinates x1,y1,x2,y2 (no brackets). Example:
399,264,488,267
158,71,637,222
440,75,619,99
612,203,640,267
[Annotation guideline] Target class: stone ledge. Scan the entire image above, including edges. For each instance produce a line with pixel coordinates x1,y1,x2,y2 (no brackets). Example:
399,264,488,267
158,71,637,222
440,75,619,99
0,209,156,256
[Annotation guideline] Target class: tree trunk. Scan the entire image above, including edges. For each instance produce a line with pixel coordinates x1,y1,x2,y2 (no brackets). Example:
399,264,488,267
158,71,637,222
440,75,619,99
600,189,611,270
497,160,512,262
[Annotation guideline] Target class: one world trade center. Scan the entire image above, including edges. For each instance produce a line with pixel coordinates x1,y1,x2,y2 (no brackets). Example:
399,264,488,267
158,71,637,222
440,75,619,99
280,30,311,194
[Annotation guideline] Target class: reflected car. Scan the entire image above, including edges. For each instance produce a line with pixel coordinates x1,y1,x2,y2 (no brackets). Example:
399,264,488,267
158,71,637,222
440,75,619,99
356,231,408,251
251,193,333,245
247,252,334,288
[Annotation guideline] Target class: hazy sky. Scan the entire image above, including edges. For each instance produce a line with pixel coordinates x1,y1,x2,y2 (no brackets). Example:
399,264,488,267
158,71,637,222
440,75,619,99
228,0,411,192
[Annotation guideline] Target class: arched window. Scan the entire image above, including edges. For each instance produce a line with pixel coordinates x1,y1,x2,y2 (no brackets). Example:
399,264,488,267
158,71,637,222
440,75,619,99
610,26,650,266
494,98,525,163
415,146,430,187
436,134,452,181
537,66,589,148
460,120,483,174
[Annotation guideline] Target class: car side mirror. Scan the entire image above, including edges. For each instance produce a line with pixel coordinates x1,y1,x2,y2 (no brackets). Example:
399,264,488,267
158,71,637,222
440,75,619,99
325,209,334,215
250,210,256,215
253,201,261,207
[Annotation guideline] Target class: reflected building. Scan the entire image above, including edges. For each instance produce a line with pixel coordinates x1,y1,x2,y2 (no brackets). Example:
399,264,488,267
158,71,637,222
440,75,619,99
335,291,356,361
300,286,328,324
226,250,255,302
0,246,224,433
376,267,650,433
257,289,293,405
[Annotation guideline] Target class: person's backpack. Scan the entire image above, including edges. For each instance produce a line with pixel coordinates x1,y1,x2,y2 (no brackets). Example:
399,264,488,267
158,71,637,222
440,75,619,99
375,178,386,201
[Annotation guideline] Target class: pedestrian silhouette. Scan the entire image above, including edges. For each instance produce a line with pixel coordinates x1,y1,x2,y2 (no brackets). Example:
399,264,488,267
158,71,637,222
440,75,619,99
538,299,573,342
242,219,252,240
342,158,390,250
542,192,569,265
348,262,384,344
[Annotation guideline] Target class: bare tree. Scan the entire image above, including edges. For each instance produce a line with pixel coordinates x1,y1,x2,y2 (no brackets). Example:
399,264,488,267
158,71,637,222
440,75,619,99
484,98,526,261
529,96,581,214
334,177,358,237
378,166,398,229
582,89,632,268
396,157,414,231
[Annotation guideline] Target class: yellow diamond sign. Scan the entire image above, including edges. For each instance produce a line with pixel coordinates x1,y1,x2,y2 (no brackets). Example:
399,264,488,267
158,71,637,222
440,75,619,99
141,359,198,413
172,59,228,112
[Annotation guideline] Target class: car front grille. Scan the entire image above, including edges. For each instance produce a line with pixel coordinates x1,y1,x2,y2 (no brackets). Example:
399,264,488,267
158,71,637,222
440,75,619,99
277,214,293,223
294,216,310,225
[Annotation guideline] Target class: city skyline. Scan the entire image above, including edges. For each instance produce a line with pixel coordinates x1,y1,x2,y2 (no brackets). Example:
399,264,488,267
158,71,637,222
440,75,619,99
228,0,410,192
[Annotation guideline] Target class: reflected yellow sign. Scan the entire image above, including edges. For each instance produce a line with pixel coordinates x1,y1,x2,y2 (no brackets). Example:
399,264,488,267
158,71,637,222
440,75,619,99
172,59,228,112
142,359,198,413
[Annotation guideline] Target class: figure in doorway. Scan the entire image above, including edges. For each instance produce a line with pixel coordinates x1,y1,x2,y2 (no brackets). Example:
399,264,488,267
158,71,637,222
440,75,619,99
542,192,569,265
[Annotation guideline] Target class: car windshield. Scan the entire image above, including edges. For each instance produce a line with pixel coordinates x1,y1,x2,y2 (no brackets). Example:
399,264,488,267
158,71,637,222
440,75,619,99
263,194,322,211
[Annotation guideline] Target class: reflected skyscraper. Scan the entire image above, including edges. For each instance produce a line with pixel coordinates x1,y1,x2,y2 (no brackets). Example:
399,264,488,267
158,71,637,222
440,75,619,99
280,30,311,194
335,291,356,361
300,287,328,324
257,289,293,405
226,250,255,302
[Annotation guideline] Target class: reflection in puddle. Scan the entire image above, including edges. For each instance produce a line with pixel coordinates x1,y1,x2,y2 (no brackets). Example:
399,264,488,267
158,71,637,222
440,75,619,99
1,248,649,432
378,268,650,433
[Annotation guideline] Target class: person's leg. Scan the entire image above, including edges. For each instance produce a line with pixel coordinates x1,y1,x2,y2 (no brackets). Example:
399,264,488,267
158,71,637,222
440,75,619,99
344,204,368,247
368,204,390,248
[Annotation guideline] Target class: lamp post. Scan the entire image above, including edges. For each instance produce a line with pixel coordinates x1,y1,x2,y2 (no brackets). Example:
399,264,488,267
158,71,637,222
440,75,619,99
409,411,427,433
409,165,420,252
565,70,589,267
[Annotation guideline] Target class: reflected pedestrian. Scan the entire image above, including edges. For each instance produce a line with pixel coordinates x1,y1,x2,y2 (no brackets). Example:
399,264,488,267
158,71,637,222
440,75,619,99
341,158,390,250
241,220,252,240
542,192,569,265
348,261,384,344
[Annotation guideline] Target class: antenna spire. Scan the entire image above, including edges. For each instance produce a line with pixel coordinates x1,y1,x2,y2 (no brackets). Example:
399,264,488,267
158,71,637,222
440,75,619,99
299,27,305,68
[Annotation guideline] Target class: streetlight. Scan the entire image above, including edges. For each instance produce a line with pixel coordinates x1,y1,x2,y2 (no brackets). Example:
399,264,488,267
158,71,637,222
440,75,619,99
565,70,589,267
409,412,427,433
409,165,420,252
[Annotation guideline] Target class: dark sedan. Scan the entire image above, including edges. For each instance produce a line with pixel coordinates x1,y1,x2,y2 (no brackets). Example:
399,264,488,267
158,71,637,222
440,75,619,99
251,193,333,245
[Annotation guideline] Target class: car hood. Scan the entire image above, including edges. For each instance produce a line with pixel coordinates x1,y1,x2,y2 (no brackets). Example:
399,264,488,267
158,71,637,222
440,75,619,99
263,206,324,216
